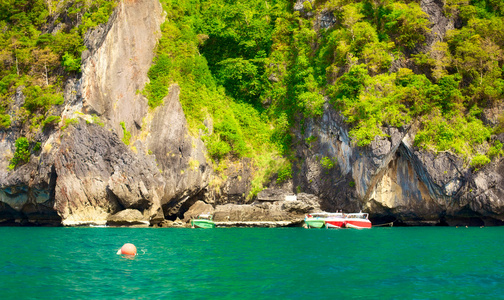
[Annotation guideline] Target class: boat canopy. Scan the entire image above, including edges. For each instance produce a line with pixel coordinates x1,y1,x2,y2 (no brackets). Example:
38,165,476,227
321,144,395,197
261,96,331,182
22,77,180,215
197,214,213,220
346,213,369,219
307,212,345,217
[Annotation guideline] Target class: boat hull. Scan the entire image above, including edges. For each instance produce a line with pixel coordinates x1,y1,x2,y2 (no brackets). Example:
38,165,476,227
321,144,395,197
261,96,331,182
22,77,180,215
304,219,325,228
344,220,372,229
191,219,215,228
325,220,345,229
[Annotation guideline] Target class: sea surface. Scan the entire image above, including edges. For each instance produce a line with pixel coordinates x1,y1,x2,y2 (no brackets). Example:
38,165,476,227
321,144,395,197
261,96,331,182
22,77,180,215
1,226,503,299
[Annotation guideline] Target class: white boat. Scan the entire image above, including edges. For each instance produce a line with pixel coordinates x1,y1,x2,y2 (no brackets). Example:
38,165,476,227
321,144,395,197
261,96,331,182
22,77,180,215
325,213,346,228
344,212,372,229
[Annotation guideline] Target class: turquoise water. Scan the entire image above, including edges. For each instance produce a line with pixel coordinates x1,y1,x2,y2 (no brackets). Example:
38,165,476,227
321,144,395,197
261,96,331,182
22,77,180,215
1,227,503,299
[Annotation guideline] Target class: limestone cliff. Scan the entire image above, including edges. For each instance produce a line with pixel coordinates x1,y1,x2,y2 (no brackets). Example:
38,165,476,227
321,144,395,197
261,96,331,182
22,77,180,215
0,0,211,226
0,0,503,227
295,105,504,226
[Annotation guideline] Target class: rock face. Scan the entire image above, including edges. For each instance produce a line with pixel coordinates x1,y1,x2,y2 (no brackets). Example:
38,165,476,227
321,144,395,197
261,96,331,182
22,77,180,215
182,200,214,223
0,0,210,226
210,193,321,226
295,104,504,226
0,0,503,227
420,0,453,51
80,0,164,134
145,85,211,219
54,121,165,225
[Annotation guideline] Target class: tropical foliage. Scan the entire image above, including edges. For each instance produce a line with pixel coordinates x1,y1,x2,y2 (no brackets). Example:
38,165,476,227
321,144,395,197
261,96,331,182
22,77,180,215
2,0,504,180
0,0,117,168
144,0,503,179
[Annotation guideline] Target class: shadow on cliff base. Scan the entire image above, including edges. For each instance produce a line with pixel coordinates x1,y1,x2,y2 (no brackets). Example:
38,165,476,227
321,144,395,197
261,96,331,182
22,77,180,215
0,201,62,226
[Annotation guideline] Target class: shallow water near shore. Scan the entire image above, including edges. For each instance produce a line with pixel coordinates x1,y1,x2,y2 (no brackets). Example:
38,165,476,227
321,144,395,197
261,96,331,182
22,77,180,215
1,226,503,299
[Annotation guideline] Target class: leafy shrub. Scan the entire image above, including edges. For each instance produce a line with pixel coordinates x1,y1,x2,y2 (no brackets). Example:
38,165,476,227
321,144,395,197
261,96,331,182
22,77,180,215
62,52,81,72
0,114,11,129
384,2,431,49
320,156,336,169
9,137,30,170
42,115,61,129
303,1,313,11
120,121,131,146
216,58,266,105
415,108,492,159
276,162,292,184
61,118,78,130
470,154,490,171
488,141,504,159
203,135,232,161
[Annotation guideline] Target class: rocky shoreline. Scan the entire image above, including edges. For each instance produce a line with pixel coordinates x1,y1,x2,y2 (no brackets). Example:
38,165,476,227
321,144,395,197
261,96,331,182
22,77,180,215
1,0,504,228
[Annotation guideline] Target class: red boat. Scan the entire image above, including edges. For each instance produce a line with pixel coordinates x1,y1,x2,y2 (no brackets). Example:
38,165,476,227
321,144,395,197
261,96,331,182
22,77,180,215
324,213,346,229
344,212,372,229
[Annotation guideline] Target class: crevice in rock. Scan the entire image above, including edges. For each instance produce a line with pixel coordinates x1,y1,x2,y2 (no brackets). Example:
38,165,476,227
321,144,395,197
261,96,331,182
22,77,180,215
106,187,125,213
162,188,207,221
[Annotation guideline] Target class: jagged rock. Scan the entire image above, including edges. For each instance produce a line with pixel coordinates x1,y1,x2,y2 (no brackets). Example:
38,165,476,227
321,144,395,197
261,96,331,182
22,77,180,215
420,0,453,50
212,194,321,225
79,0,211,221
53,121,165,225
107,209,149,226
257,188,290,201
81,0,165,134
295,98,504,226
214,203,291,222
183,200,214,223
285,193,321,213
155,217,187,227
317,10,336,29
145,85,212,218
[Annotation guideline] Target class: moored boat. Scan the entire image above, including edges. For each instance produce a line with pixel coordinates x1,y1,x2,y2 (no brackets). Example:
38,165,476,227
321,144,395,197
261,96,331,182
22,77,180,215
191,214,215,228
344,212,372,229
324,213,346,229
304,213,327,228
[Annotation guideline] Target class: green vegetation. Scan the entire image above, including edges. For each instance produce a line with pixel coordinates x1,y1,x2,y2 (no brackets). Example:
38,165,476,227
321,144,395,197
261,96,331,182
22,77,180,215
276,161,293,184
4,1,504,188
320,156,336,170
9,137,30,170
141,0,504,195
61,118,78,130
42,115,61,129
88,114,104,127
470,154,490,171
120,121,131,146
0,0,117,132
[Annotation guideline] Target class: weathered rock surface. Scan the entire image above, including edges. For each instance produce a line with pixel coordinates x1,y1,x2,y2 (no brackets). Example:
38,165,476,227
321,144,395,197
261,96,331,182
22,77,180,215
420,0,453,50
54,121,165,225
145,85,212,219
107,209,150,226
295,103,504,226
1,0,503,227
182,200,214,223
208,192,322,226
80,0,165,136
